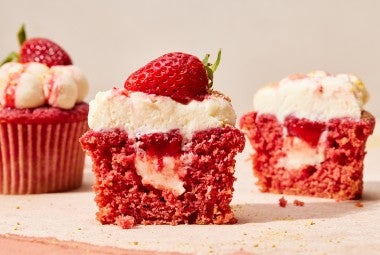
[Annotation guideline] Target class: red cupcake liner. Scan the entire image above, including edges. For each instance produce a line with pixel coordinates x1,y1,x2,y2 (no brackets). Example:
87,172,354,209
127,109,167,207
0,120,88,194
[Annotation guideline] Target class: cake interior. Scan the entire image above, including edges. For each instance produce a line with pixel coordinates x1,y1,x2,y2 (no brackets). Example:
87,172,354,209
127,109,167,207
240,111,375,200
80,126,245,228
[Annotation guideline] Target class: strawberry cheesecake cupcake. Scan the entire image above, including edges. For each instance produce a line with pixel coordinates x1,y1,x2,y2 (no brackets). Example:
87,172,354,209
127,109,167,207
80,51,245,228
240,71,375,200
0,26,89,194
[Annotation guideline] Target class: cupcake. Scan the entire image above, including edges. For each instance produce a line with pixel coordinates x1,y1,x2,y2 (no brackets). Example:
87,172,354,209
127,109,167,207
80,51,245,228
0,25,89,194
240,71,375,200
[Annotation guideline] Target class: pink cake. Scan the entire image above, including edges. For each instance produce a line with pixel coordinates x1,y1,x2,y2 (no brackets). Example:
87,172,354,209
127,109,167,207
80,52,245,228
240,71,375,200
0,26,89,194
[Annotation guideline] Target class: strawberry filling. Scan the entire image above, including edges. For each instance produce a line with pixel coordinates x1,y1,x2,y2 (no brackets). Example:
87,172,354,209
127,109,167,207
284,116,326,147
138,129,183,158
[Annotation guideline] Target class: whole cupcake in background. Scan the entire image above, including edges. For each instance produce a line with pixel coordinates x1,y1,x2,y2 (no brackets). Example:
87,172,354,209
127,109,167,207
240,71,375,200
0,25,89,194
80,51,245,228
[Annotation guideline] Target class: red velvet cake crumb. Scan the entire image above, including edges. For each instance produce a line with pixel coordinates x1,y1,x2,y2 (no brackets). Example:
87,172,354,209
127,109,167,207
279,196,287,207
80,126,245,228
293,199,305,207
355,202,364,208
240,111,375,200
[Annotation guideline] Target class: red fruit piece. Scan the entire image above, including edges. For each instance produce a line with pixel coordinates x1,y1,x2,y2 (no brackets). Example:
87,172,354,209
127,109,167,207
285,116,326,147
124,52,210,104
19,37,72,67
138,129,183,157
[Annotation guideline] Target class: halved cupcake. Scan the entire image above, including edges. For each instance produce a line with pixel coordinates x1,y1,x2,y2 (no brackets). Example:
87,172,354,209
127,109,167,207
240,71,375,200
80,51,245,228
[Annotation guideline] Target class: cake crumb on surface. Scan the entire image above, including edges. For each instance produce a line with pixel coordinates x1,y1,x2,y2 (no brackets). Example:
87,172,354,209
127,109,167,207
293,199,305,206
279,196,287,207
355,202,364,207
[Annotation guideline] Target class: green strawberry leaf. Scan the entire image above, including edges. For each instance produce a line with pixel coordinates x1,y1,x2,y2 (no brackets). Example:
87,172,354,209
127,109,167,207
0,24,26,66
18,24,27,46
0,51,19,66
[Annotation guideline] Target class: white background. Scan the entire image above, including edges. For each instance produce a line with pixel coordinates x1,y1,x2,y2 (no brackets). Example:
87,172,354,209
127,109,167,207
0,0,379,118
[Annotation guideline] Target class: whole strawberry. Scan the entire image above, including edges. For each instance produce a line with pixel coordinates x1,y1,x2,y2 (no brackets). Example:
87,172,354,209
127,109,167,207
19,37,72,67
124,51,221,104
1,24,72,67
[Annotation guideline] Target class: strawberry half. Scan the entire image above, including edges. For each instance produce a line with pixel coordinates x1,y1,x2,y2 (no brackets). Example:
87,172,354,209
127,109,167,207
1,24,72,67
124,51,221,104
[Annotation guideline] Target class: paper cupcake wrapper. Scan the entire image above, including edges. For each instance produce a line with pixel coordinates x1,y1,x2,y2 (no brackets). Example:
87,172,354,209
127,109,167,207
0,120,88,194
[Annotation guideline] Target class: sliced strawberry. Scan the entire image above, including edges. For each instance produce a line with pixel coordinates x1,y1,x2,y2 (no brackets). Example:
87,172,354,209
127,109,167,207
124,51,221,104
284,116,326,147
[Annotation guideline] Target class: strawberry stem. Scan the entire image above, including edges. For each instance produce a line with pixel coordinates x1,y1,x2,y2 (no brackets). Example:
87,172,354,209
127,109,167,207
202,49,222,88
210,50,221,73
18,24,27,46
202,54,210,66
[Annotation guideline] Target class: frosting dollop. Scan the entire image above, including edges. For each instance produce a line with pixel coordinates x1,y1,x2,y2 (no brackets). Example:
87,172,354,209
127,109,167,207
253,71,369,122
0,62,88,109
88,88,237,139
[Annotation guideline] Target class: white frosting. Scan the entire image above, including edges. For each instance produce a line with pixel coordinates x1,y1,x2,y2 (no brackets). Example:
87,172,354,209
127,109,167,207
0,62,88,109
15,64,47,108
253,71,368,122
88,89,236,139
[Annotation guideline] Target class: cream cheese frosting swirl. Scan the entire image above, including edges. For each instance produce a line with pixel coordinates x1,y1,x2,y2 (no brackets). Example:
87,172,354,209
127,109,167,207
253,71,369,122
88,88,237,139
0,62,88,109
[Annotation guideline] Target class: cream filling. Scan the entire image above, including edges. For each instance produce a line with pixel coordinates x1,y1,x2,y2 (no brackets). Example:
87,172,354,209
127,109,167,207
134,154,185,197
277,136,325,170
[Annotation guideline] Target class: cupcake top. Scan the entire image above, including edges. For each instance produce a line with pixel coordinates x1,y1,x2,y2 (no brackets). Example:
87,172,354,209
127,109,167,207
0,62,88,109
88,51,236,139
0,25,88,110
253,71,369,122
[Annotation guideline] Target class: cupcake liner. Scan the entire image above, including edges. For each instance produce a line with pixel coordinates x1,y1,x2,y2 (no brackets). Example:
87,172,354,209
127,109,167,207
0,120,88,194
